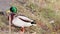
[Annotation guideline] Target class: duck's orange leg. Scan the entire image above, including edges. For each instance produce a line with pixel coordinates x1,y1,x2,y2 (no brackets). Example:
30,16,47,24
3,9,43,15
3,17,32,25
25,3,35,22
20,27,25,34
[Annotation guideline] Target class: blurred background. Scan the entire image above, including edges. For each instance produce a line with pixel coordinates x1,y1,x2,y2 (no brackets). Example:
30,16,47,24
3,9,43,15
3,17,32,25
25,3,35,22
0,0,60,34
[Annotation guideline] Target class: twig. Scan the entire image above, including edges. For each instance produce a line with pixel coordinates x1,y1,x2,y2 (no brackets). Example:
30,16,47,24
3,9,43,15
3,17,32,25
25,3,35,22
9,15,11,34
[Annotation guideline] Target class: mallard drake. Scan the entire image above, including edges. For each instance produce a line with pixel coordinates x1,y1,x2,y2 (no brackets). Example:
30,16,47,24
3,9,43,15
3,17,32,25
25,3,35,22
9,6,36,34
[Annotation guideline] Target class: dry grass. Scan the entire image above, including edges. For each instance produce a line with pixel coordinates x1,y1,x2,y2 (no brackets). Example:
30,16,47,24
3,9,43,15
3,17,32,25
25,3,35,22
0,0,60,34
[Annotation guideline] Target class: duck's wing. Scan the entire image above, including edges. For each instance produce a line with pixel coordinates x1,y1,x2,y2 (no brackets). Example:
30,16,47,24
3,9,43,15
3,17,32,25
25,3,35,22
17,16,33,22
19,18,31,22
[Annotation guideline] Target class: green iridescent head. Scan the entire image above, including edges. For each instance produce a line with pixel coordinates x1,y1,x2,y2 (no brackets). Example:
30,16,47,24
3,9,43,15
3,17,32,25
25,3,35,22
10,6,17,13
